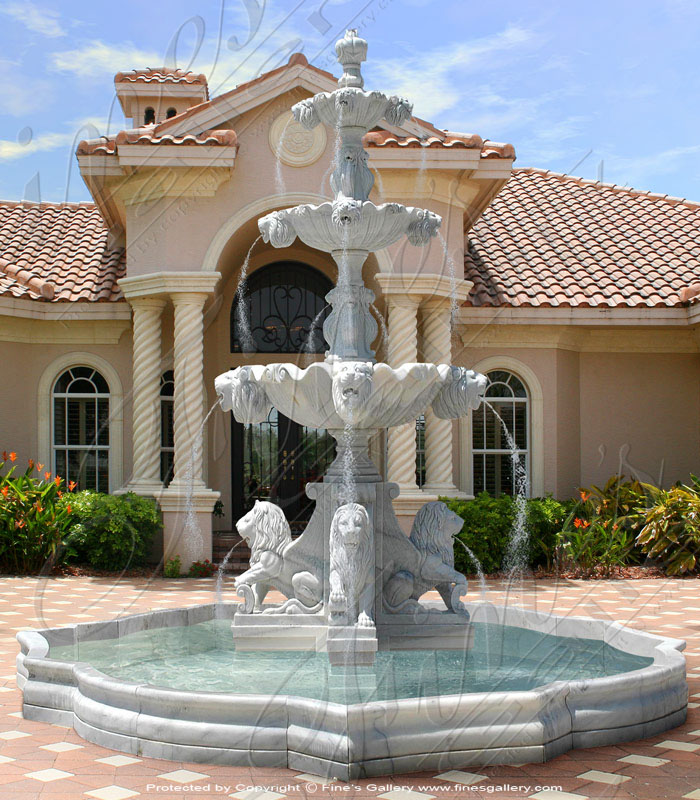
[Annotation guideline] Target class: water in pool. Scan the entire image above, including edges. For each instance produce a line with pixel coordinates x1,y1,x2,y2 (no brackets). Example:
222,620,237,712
49,620,652,704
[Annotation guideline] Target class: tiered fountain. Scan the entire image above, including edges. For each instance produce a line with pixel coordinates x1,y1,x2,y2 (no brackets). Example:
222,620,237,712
215,29,486,665
16,31,687,781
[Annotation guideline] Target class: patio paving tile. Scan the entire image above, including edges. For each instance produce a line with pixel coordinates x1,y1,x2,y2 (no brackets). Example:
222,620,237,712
2,575,700,798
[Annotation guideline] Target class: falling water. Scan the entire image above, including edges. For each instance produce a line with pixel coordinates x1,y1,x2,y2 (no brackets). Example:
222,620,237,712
456,539,487,601
484,401,530,582
339,416,357,506
437,232,459,330
370,303,388,352
274,116,293,196
234,235,262,352
373,168,385,200
182,401,221,565
302,306,330,359
215,538,244,601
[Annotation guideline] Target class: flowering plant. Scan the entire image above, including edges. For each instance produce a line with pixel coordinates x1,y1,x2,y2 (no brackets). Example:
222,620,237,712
0,451,77,573
188,559,217,578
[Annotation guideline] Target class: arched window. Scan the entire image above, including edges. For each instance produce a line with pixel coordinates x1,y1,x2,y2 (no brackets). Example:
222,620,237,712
165,107,177,119
144,107,155,124
160,370,175,485
231,261,332,353
472,370,529,497
52,367,110,492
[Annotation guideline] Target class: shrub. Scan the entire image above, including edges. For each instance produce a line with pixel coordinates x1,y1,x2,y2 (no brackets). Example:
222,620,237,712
556,518,638,577
62,491,161,571
555,476,648,576
637,477,700,575
188,559,217,578
441,493,572,574
164,555,182,578
0,452,77,573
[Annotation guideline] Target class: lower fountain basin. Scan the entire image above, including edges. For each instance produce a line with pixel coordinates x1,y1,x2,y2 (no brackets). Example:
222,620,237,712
17,603,687,780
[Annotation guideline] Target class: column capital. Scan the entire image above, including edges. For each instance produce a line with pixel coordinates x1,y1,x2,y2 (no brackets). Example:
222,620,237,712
118,271,221,299
127,296,167,311
170,291,210,307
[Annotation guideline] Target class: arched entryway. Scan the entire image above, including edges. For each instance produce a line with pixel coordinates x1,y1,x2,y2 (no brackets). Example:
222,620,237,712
230,261,336,532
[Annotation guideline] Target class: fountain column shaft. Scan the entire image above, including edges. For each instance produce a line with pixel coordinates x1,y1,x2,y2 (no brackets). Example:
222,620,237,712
422,299,458,493
126,297,166,492
386,296,421,491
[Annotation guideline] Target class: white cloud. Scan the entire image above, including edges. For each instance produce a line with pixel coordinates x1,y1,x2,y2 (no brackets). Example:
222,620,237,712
368,25,541,119
50,40,162,77
0,118,109,161
603,144,700,192
0,58,52,116
1,1,66,37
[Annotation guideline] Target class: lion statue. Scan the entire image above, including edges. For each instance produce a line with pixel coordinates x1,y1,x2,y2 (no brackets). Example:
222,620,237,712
328,503,374,627
409,501,466,609
215,366,272,424
431,367,487,420
383,501,468,616
331,361,374,423
234,500,320,613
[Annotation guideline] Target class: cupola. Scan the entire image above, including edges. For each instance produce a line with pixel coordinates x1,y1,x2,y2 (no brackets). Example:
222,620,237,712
114,67,209,126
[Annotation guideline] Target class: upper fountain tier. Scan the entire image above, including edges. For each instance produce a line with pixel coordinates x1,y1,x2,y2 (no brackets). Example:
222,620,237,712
258,29,441,256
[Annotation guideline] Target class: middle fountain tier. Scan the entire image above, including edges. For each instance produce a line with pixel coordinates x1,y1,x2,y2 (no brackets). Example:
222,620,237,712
216,30,488,665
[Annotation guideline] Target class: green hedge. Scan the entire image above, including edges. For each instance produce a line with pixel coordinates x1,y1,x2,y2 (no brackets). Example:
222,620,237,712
441,493,573,574
62,491,161,571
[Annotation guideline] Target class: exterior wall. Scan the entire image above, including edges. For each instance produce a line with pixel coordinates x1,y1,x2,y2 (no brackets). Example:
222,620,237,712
579,351,700,488
0,333,133,493
456,336,700,501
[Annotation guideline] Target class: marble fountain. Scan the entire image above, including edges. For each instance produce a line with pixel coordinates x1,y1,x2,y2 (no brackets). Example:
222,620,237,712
17,31,687,780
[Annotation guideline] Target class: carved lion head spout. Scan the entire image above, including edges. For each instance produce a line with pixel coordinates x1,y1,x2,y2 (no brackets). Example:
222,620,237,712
331,361,374,422
215,367,272,425
431,367,487,420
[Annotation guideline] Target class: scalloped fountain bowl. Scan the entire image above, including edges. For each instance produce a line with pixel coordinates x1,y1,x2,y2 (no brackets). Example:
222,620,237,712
16,602,687,779
258,200,441,253
215,361,486,429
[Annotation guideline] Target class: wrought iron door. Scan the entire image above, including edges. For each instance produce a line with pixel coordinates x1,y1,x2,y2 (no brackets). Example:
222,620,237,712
230,261,336,532
231,411,335,533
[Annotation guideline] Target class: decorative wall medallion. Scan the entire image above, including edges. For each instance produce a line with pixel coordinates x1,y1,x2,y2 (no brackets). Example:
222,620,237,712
269,111,327,167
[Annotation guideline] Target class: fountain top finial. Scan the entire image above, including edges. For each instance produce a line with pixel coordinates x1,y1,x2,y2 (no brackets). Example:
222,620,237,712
336,29,367,89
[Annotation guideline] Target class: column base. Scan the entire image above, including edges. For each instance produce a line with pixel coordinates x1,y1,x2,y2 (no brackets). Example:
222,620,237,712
392,490,437,534
117,480,165,497
157,487,220,571
421,484,468,498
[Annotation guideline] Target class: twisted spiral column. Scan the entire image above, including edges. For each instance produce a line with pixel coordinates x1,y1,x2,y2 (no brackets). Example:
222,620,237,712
128,297,166,491
422,298,458,493
170,292,208,488
386,296,421,491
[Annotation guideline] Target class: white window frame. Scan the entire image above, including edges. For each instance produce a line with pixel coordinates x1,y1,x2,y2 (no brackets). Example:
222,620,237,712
459,356,544,498
37,353,124,493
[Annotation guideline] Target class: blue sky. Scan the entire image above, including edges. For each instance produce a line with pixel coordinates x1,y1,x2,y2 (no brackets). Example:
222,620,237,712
0,0,699,203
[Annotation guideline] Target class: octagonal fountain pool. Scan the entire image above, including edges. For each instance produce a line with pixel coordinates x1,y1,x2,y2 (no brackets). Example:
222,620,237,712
17,602,687,779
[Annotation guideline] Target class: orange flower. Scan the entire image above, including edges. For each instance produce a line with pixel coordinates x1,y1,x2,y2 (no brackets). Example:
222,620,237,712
54,476,61,487
582,520,590,528
574,517,583,528
1,486,8,498
36,463,44,472
34,501,43,513
57,490,63,499
16,520,25,529
579,490,591,502
66,505,72,514
9,452,16,462
68,481,77,492
44,471,51,481
28,459,34,470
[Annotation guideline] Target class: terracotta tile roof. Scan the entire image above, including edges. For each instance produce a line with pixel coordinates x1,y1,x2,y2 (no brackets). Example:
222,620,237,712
465,168,700,308
364,130,515,159
0,201,125,303
114,67,208,88
76,127,237,155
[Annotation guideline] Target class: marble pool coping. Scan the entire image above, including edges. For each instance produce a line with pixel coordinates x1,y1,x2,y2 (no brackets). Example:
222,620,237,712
16,602,688,781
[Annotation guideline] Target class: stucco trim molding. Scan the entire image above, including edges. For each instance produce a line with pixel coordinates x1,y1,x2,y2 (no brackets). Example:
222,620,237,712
37,352,125,493
118,272,221,298
376,272,473,302
461,355,545,498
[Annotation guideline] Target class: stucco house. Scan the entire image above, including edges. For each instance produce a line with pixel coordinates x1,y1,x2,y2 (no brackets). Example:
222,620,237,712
1,55,699,567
